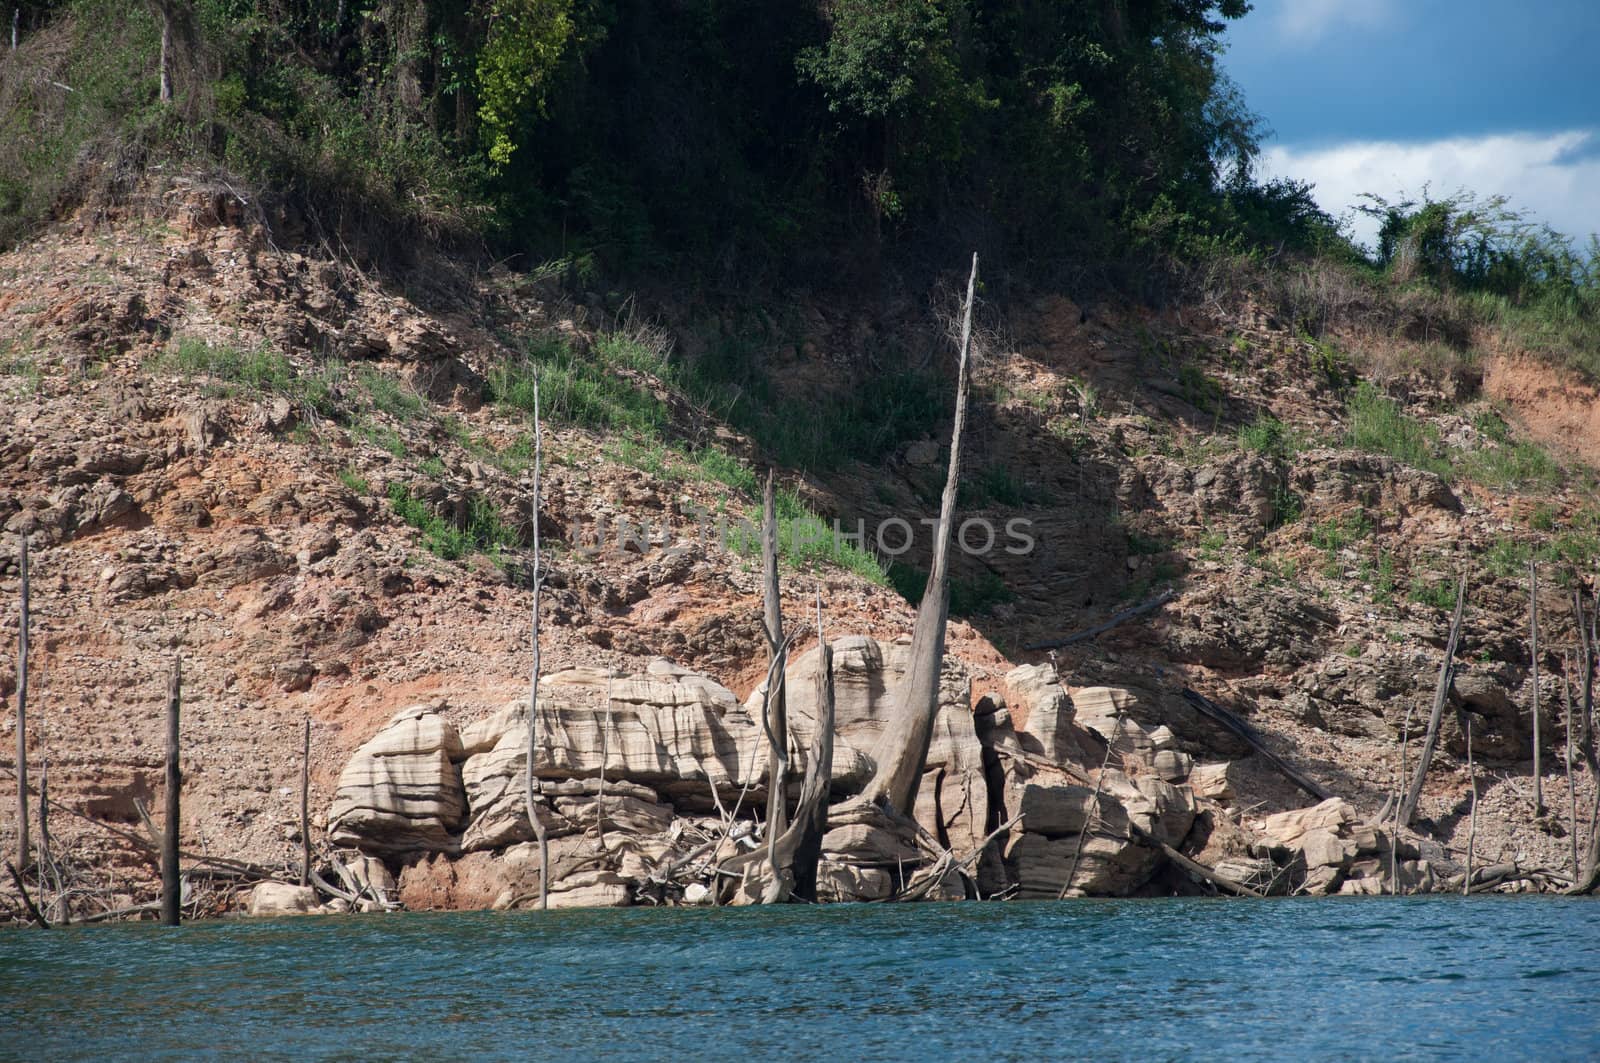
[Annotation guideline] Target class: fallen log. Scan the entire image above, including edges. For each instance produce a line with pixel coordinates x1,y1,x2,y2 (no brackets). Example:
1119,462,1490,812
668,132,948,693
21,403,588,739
1023,589,1175,652
1180,688,1331,801
1398,574,1469,827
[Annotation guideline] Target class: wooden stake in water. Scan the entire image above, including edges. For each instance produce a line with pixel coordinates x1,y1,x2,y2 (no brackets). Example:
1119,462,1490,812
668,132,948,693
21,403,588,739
14,535,29,873
1531,561,1543,816
299,717,311,888
161,656,182,927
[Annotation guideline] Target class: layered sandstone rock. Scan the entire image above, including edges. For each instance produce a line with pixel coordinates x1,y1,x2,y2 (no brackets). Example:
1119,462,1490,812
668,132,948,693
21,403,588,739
326,704,467,854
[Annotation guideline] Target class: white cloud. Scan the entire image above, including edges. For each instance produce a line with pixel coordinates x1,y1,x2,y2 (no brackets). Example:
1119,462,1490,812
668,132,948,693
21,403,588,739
1270,0,1393,43
1258,129,1600,252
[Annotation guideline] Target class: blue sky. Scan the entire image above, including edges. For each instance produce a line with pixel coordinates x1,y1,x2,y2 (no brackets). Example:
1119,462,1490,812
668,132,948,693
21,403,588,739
1222,0,1600,250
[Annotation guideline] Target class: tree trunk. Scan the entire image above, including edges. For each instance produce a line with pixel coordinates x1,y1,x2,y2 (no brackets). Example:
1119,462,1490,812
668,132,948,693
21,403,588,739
857,253,978,817
14,534,27,873
523,376,549,910
1462,711,1477,895
1530,561,1543,815
1398,574,1468,827
299,717,311,887
1563,670,1578,883
764,596,835,904
157,6,171,103
760,471,788,855
161,656,182,926
1570,588,1600,894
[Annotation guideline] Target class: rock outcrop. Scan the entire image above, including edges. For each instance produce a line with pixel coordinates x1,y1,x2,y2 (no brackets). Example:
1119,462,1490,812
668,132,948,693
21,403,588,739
327,704,467,854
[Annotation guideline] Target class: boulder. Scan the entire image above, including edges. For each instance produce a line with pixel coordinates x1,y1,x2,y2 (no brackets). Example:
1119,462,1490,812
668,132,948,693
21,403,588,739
457,667,765,849
245,882,320,917
327,704,466,854
814,861,895,902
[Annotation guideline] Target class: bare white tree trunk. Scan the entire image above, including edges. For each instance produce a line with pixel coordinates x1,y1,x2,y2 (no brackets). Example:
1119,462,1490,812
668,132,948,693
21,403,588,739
857,253,978,817
523,377,548,909
760,471,787,860
158,6,172,103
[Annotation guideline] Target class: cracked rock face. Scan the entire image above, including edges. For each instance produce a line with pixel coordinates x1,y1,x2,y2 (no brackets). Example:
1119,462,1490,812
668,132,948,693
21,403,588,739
327,704,467,854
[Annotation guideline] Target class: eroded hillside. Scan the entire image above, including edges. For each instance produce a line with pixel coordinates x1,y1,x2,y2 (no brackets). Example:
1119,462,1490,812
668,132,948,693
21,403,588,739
2,178,1598,917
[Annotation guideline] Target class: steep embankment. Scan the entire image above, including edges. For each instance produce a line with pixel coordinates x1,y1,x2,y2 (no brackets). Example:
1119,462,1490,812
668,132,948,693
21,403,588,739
1,178,1596,918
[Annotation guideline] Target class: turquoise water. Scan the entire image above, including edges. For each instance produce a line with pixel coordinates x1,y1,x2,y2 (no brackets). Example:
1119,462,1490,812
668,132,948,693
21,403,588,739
2,897,1598,1061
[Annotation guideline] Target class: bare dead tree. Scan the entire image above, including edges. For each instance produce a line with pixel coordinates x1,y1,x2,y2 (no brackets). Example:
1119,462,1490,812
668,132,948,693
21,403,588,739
1563,667,1578,883
1462,712,1477,895
1569,585,1600,894
857,253,978,817
1398,574,1468,827
299,717,311,887
760,471,788,862
161,656,182,926
596,673,612,848
14,534,28,874
523,374,549,910
762,590,836,904
1531,560,1543,816
11,8,17,51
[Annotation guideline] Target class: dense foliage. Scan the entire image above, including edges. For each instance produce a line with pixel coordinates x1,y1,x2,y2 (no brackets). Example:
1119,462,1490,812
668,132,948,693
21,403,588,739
0,0,1294,272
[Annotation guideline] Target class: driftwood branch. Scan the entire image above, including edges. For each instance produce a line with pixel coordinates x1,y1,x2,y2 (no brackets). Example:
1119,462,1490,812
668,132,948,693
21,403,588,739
1180,688,1330,801
5,860,48,928
1023,589,1175,652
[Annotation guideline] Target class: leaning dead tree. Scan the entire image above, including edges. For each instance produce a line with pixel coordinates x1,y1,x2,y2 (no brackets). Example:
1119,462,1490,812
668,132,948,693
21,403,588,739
760,472,789,865
523,375,550,910
1398,574,1468,828
14,534,28,873
161,655,182,927
857,253,978,818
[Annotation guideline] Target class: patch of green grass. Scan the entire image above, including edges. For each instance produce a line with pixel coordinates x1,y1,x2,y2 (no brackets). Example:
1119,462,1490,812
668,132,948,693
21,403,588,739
388,483,517,561
1346,381,1452,478
1310,511,1374,555
359,367,424,421
337,467,370,494
693,446,759,495
419,455,447,479
1269,483,1304,528
352,421,407,457
1530,503,1559,531
1459,439,1561,490
488,334,670,436
960,464,1039,508
1237,415,1298,461
1407,577,1459,611
0,341,42,394
1485,536,1533,579
1361,550,1398,604
157,337,342,416
1473,408,1511,443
